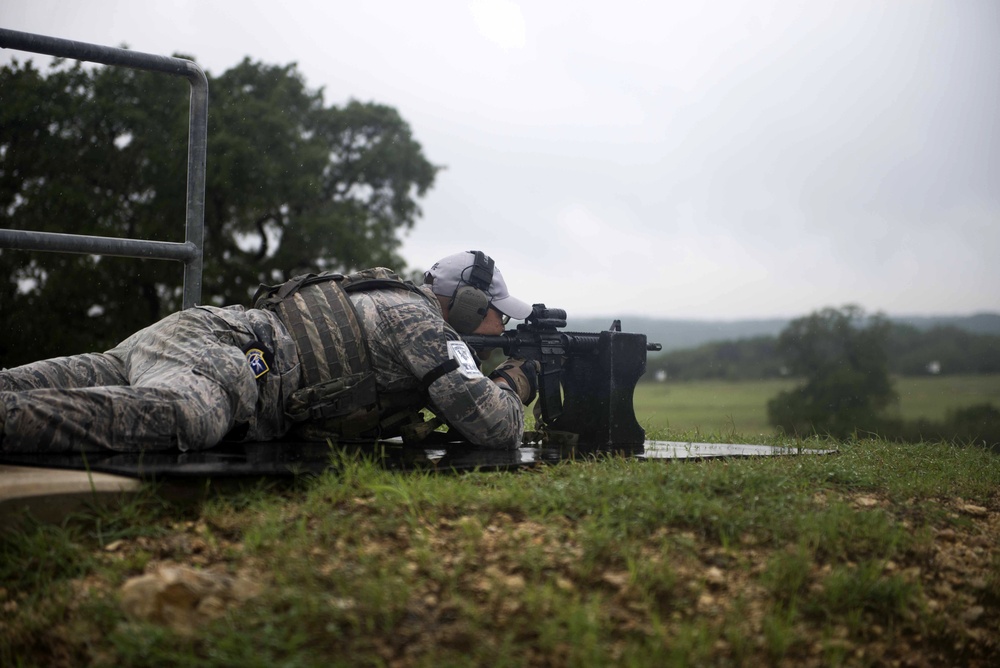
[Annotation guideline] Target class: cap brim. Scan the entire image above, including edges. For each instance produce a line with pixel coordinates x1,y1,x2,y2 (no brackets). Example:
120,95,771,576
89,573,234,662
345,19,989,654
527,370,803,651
492,294,533,320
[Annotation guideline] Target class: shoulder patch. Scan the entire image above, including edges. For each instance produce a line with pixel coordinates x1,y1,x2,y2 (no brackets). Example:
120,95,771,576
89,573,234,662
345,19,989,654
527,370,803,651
446,340,484,380
242,340,274,379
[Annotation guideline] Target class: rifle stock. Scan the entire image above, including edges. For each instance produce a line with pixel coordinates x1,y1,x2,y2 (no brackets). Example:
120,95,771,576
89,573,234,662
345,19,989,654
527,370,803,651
463,304,662,446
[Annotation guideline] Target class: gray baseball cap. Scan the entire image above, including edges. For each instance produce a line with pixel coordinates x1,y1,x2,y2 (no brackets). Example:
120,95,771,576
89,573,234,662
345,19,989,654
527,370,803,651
423,250,532,320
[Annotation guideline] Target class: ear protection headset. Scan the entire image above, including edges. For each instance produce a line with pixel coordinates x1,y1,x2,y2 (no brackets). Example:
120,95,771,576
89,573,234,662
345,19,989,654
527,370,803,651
448,251,495,334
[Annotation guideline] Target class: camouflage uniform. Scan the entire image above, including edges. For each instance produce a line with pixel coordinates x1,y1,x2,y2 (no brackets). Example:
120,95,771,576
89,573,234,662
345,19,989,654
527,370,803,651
0,281,523,452
0,306,298,452
346,284,523,448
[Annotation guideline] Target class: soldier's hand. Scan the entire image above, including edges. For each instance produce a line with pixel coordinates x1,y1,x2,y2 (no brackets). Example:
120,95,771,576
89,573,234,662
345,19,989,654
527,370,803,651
489,357,539,405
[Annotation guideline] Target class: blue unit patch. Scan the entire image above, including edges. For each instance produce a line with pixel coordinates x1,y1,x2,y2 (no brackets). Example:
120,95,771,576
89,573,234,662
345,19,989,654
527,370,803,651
245,347,270,379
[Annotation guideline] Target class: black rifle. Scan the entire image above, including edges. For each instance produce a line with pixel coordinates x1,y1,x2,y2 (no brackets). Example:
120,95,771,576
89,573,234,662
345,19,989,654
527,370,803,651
463,304,662,446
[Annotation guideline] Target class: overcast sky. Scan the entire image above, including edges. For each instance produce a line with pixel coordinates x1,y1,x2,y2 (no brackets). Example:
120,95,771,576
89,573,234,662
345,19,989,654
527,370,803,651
3,0,997,319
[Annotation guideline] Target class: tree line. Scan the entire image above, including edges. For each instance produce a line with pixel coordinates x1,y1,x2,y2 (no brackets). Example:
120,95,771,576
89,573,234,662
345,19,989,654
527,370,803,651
650,305,1000,447
647,322,1000,381
1,55,438,368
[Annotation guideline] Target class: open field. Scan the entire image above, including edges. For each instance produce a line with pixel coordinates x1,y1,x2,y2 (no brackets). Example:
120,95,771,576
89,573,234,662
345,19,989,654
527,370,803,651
635,374,1000,436
2,435,999,667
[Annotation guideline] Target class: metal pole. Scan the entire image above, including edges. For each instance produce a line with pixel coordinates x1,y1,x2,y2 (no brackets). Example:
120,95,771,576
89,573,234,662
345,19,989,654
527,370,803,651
0,28,207,308
0,229,199,261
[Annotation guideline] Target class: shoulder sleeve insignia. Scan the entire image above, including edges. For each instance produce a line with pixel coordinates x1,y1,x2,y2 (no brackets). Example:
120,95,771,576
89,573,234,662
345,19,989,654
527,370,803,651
242,340,274,379
446,340,484,380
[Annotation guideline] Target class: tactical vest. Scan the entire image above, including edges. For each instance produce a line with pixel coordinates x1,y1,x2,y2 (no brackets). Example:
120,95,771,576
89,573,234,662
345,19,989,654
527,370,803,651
252,268,432,439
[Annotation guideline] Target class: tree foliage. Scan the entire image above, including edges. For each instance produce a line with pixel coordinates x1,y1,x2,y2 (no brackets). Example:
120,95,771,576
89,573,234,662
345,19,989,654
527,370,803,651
646,337,782,381
0,56,438,367
644,320,1000,381
767,305,897,438
887,324,1000,376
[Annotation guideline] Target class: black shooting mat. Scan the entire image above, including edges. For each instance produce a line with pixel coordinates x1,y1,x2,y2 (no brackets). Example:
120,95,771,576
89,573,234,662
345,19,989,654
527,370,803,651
0,439,836,480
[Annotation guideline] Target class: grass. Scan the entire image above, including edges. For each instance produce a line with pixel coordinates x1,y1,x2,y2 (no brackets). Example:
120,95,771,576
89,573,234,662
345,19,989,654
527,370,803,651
2,431,999,667
888,375,1000,421
635,373,1000,435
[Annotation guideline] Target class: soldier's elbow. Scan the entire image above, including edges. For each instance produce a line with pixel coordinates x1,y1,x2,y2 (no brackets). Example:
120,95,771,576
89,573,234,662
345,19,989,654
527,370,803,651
479,415,523,450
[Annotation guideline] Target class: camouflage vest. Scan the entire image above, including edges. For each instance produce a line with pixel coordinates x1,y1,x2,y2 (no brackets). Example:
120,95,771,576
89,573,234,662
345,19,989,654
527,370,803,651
252,268,429,439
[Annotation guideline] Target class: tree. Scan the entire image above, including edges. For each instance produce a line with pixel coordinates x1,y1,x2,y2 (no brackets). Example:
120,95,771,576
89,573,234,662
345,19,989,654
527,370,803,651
767,305,897,438
0,56,438,367
888,325,1000,375
644,336,782,381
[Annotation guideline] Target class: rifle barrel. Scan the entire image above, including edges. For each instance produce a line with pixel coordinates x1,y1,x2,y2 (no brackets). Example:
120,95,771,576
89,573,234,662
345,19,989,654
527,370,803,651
462,330,663,355
462,331,624,355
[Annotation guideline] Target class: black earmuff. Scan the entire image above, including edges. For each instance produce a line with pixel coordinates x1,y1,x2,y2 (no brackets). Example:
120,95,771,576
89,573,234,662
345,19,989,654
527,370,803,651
448,251,495,334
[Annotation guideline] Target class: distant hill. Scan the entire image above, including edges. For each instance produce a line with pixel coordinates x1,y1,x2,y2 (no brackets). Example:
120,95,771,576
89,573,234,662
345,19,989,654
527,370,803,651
564,312,1000,353
890,313,1000,336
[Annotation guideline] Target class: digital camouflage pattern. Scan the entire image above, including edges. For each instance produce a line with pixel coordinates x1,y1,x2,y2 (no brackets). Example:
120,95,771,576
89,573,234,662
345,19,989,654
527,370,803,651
255,273,371,387
346,283,524,448
0,306,299,452
0,276,523,452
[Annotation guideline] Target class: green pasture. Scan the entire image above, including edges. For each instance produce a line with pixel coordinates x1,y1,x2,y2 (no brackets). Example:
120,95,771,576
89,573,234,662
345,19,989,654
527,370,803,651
635,374,1000,436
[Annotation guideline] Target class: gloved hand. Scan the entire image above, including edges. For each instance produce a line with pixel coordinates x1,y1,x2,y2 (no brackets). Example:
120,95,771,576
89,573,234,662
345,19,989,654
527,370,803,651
489,357,539,405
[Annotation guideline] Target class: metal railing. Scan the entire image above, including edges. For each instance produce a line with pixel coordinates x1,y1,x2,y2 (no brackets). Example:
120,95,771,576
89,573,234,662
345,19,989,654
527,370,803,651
0,28,206,308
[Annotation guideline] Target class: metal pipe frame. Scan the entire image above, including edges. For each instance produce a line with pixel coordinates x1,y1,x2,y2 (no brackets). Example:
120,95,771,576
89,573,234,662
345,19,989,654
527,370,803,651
0,28,206,308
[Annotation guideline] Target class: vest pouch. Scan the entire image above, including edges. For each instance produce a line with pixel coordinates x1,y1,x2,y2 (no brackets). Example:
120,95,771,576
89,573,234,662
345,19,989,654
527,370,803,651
285,372,377,422
284,372,380,441
289,405,380,441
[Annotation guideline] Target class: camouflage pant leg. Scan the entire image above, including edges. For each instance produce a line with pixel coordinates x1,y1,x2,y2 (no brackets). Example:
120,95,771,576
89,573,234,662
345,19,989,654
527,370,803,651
0,352,127,391
0,309,259,453
0,384,234,452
